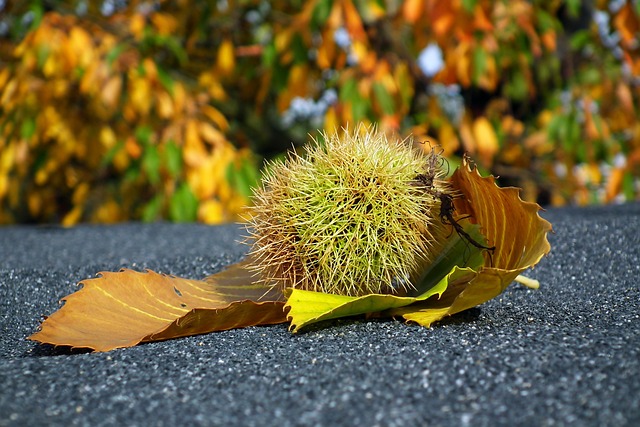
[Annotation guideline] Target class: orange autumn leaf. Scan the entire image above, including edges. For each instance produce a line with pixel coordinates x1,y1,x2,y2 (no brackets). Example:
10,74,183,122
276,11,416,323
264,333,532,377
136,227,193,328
472,116,499,167
342,0,366,41
29,260,286,351
472,4,494,32
450,158,552,270
388,157,552,326
606,167,625,202
402,0,424,24
428,0,456,38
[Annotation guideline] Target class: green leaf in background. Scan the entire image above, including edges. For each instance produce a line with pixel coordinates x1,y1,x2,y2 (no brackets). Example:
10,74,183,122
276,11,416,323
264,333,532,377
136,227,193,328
372,82,395,116
535,9,558,32
156,66,174,95
142,194,163,222
135,125,152,145
106,43,127,67
20,117,36,139
461,0,478,13
162,140,182,177
340,78,371,121
262,42,277,68
569,30,592,51
291,34,308,64
142,144,161,185
226,157,260,198
311,0,334,30
565,0,581,18
472,48,488,85
504,70,528,101
101,140,124,168
623,171,635,201
169,183,198,222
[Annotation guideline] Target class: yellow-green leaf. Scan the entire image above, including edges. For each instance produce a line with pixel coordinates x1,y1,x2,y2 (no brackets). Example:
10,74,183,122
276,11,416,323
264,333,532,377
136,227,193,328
285,265,453,333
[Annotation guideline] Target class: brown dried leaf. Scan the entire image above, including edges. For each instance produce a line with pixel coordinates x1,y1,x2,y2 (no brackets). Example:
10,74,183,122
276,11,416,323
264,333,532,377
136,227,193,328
389,157,553,326
29,259,286,352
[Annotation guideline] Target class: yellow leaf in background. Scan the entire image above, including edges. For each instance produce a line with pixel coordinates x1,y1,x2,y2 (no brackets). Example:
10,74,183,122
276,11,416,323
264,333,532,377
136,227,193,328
350,40,369,67
28,192,42,216
438,122,460,156
0,78,17,106
202,105,229,132
198,72,227,101
151,13,178,36
0,143,14,171
93,199,124,223
217,39,235,76
455,43,472,87
101,75,122,110
142,58,158,82
62,205,83,227
586,162,602,184
477,55,497,91
172,83,186,113
72,182,90,206
274,29,292,55
324,106,338,131
472,116,498,167
616,82,635,118
129,14,146,40
277,64,310,111
199,121,225,147
0,175,8,200
156,91,174,119
0,68,10,91
199,199,224,224
79,62,98,95
42,52,60,78
524,131,552,155
316,29,336,70
184,120,207,167
459,113,476,154
353,0,384,23
68,27,92,67
130,77,151,115
112,145,129,171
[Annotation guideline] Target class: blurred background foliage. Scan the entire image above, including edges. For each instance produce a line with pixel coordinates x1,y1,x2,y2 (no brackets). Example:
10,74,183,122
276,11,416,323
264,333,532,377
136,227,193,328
0,0,639,225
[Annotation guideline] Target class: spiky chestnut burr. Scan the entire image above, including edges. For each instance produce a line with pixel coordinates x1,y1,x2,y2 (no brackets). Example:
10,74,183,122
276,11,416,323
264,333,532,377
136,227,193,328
247,127,450,297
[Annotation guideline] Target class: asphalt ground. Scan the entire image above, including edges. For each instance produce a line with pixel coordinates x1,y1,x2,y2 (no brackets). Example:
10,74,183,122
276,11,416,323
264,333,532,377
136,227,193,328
1,203,639,426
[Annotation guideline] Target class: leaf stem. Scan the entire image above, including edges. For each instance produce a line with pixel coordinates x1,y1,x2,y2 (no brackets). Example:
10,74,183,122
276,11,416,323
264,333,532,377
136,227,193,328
515,275,540,289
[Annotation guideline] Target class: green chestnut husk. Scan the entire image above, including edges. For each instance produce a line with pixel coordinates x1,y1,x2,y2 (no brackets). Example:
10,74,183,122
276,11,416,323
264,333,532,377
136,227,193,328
247,126,452,297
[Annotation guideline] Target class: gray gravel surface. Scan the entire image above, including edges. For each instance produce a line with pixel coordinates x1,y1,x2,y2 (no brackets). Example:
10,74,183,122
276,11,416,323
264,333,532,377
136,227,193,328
1,203,639,426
